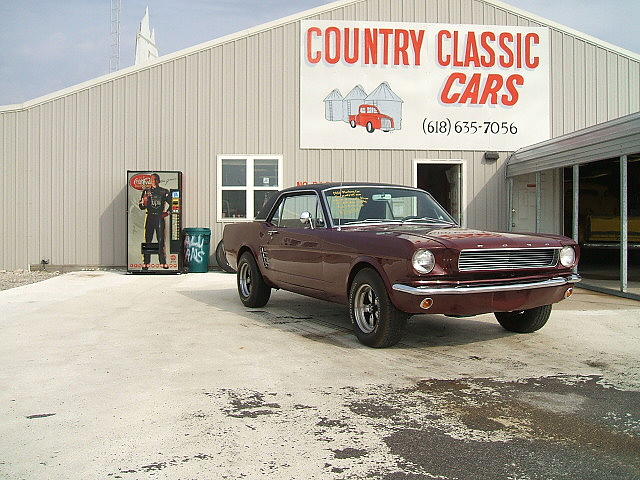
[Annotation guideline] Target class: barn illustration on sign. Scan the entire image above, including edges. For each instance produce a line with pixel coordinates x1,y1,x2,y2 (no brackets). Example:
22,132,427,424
323,82,403,133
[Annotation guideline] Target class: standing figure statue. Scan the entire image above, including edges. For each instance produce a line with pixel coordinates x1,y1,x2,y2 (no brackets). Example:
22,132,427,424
138,173,170,269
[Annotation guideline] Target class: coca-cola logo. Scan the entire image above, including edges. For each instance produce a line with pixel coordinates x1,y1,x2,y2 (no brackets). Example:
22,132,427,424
129,174,153,190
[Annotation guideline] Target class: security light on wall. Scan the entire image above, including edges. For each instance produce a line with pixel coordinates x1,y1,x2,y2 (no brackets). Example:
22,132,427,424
484,151,500,162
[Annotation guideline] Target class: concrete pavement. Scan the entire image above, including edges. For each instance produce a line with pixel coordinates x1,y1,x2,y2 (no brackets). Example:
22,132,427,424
1,271,639,479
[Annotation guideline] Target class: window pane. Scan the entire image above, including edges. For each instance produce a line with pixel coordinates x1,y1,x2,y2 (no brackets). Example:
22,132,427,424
270,201,282,225
279,194,324,228
325,187,453,225
222,190,246,218
254,190,275,217
222,159,246,186
254,159,279,187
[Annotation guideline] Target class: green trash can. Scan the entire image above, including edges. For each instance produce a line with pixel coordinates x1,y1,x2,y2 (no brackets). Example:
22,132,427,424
183,228,211,273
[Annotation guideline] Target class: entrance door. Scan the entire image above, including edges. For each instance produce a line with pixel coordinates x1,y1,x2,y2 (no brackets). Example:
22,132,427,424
414,161,464,225
512,173,537,232
511,171,557,233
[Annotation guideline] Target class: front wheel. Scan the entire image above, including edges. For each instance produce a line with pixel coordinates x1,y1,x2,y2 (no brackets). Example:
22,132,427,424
349,269,408,348
494,304,552,333
237,252,271,308
366,122,375,133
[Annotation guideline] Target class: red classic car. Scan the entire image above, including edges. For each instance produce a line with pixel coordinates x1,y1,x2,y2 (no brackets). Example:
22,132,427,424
349,104,395,132
223,183,580,348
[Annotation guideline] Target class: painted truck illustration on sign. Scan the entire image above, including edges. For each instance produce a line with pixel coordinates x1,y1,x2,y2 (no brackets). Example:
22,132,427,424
349,104,395,132
324,82,403,132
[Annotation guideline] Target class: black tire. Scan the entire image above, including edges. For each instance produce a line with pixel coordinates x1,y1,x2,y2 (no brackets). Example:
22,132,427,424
237,252,271,308
350,120,357,128
349,268,408,348
494,304,552,333
215,240,236,273
366,122,375,133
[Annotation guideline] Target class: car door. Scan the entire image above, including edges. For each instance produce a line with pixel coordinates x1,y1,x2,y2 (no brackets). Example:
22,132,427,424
263,192,327,291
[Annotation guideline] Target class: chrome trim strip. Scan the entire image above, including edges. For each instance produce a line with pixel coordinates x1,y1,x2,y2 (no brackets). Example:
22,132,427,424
459,247,561,252
392,274,581,295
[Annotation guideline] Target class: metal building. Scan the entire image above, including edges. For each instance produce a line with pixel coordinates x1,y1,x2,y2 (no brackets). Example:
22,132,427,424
365,82,404,130
342,85,368,123
0,0,639,271
324,89,345,121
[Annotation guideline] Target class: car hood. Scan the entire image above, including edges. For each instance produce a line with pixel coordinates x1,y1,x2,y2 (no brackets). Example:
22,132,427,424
340,224,570,250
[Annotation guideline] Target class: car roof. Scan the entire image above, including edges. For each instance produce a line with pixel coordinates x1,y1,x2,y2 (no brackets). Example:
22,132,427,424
279,182,418,194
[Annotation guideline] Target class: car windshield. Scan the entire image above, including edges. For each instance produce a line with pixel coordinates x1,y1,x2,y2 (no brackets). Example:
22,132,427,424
324,186,456,226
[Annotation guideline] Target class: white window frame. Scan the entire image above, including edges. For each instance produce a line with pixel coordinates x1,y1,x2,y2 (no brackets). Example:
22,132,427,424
217,154,283,222
412,159,467,227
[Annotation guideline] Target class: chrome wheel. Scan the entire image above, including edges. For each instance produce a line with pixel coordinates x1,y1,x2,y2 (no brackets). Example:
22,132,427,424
239,261,252,297
354,284,379,334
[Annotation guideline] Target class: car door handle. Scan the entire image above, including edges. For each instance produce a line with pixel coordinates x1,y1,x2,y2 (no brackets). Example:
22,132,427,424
267,230,279,236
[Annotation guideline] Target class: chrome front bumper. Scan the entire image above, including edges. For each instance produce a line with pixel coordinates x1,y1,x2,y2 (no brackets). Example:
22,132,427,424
392,274,581,296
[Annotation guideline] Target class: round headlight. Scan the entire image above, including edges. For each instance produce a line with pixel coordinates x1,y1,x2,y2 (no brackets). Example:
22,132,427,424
559,246,576,267
413,249,436,274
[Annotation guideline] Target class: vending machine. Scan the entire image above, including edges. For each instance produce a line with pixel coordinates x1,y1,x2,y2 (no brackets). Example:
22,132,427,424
127,171,183,273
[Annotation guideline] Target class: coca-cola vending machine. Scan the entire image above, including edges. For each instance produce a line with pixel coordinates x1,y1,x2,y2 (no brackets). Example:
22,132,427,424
127,171,183,274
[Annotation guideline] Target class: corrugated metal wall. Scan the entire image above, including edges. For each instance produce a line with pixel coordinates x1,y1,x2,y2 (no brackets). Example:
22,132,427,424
1,0,639,269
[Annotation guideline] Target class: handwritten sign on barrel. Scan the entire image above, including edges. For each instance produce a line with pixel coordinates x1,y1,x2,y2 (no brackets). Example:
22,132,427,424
183,228,211,273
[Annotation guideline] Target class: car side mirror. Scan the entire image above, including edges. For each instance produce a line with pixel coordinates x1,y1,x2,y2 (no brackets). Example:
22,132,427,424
300,211,314,229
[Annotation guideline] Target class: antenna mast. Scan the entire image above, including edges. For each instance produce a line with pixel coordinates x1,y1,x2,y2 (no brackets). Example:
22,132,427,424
110,0,122,71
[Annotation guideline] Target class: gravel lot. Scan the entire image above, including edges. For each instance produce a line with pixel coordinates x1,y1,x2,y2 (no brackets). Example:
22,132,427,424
1,271,639,479
0,270,60,291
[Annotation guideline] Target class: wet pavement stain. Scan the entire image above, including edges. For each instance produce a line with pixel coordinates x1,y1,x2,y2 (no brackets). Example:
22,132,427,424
332,447,368,459
205,389,281,418
585,359,609,369
317,417,350,429
110,454,216,477
348,375,640,480
169,378,639,479
25,413,56,419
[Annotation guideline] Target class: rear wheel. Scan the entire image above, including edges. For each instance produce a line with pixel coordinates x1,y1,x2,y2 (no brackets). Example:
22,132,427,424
349,269,408,347
237,252,271,307
215,240,236,273
350,120,357,128
494,304,552,333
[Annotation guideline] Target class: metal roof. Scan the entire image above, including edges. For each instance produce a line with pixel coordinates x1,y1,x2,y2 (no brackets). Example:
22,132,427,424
366,82,403,102
343,85,367,100
506,112,640,177
2,0,639,112
324,89,344,101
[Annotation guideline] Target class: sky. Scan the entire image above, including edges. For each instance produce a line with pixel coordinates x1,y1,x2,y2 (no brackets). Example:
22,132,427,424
1,0,638,106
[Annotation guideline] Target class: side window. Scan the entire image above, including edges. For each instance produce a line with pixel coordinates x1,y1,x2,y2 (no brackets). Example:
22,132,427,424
277,194,325,228
268,199,283,226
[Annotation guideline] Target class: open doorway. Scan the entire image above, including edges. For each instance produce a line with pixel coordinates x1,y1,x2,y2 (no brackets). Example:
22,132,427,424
563,155,640,293
414,160,465,225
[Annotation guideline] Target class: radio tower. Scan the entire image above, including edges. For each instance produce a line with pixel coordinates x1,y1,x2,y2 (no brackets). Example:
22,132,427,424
110,0,122,71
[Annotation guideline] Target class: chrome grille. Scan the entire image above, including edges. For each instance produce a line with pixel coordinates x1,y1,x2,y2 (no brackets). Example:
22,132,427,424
382,118,392,130
458,248,559,271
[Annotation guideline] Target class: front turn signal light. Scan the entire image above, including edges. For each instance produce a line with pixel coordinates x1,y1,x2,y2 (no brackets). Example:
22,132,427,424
420,298,434,309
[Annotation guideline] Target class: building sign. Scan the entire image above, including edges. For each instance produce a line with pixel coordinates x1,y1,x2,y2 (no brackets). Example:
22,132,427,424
300,20,550,151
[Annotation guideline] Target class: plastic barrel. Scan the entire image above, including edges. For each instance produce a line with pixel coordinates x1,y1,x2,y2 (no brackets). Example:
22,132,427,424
183,227,211,273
